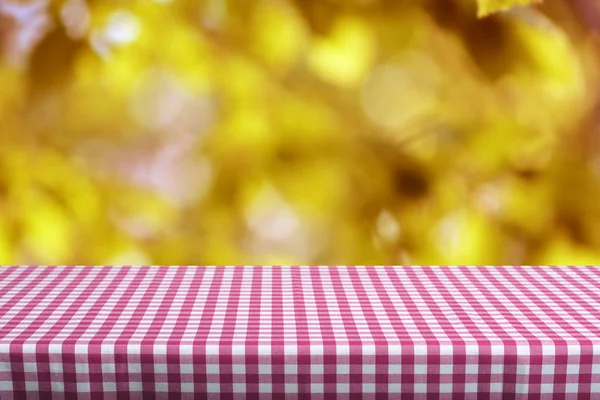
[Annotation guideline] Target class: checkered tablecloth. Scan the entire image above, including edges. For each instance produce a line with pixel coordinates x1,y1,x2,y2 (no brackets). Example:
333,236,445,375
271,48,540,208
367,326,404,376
1,266,600,399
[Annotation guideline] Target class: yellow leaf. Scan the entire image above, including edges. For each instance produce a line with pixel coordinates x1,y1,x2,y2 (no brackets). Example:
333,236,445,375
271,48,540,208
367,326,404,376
477,0,542,17
251,1,307,72
537,236,600,266
307,16,376,88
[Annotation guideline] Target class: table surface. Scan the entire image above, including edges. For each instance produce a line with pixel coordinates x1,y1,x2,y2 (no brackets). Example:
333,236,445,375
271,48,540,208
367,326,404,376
1,266,600,399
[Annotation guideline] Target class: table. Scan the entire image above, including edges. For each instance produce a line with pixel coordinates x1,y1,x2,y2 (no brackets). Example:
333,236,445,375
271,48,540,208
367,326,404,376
0,266,599,399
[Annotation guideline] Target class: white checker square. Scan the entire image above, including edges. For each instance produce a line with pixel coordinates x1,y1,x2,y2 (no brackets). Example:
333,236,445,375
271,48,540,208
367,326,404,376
388,345,401,356
590,383,600,392
540,383,554,393
465,383,478,392
567,345,580,356
566,383,578,393
439,345,453,356
25,381,39,391
154,344,167,355
311,383,324,393
180,345,193,355
491,364,503,374
542,365,554,375
363,383,375,393
24,363,37,373
337,345,350,355
389,383,401,393
232,364,245,374
516,384,529,394
232,345,245,355
101,344,113,355
311,364,323,374
414,365,427,374
543,346,555,356
285,383,298,393
338,364,349,374
206,345,219,356
259,383,272,392
284,345,297,356
102,363,115,374
77,382,90,392
258,345,271,355
337,383,349,392
363,364,375,374
103,382,116,391
259,365,272,374
388,364,401,374
75,344,88,354
206,364,219,374
592,364,600,374
155,364,168,374
465,346,479,356
51,382,64,392
567,365,579,374
48,344,62,354
0,381,13,391
466,364,478,374
285,365,297,374
129,364,142,373
490,382,503,393
414,383,427,393
181,364,193,374
363,345,376,355
0,363,9,373
156,382,169,392
440,365,452,374
233,383,246,393
414,346,427,356
517,365,530,375
50,363,63,373
310,345,323,355
440,383,452,393
207,383,220,393
181,383,194,393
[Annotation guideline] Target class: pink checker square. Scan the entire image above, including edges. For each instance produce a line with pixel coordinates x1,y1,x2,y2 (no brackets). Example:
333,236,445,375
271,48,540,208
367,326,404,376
362,355,376,365
181,372,194,384
565,372,579,384
414,355,428,365
126,354,141,364
206,372,220,384
258,355,270,364
180,355,193,365
232,373,245,384
23,353,38,363
310,355,323,364
153,354,167,364
205,355,220,364
362,374,376,384
128,373,142,382
336,355,349,364
232,355,245,365
101,354,114,364
440,374,453,384
297,364,310,376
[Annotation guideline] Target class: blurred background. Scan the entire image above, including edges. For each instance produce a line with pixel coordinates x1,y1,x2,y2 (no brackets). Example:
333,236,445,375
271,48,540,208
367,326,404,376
2,0,600,265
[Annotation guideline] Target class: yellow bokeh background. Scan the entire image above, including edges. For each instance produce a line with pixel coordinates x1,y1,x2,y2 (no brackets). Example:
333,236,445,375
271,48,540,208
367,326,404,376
1,0,600,265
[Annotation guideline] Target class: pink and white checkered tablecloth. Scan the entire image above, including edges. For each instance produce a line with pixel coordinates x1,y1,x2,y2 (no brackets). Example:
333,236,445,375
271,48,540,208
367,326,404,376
1,266,600,399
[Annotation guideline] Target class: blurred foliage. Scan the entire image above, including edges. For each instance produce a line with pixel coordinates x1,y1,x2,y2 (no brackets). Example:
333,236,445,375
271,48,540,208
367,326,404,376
477,0,540,17
2,0,600,265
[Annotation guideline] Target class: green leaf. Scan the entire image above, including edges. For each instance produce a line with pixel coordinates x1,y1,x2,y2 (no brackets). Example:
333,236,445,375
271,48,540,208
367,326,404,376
477,0,542,17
